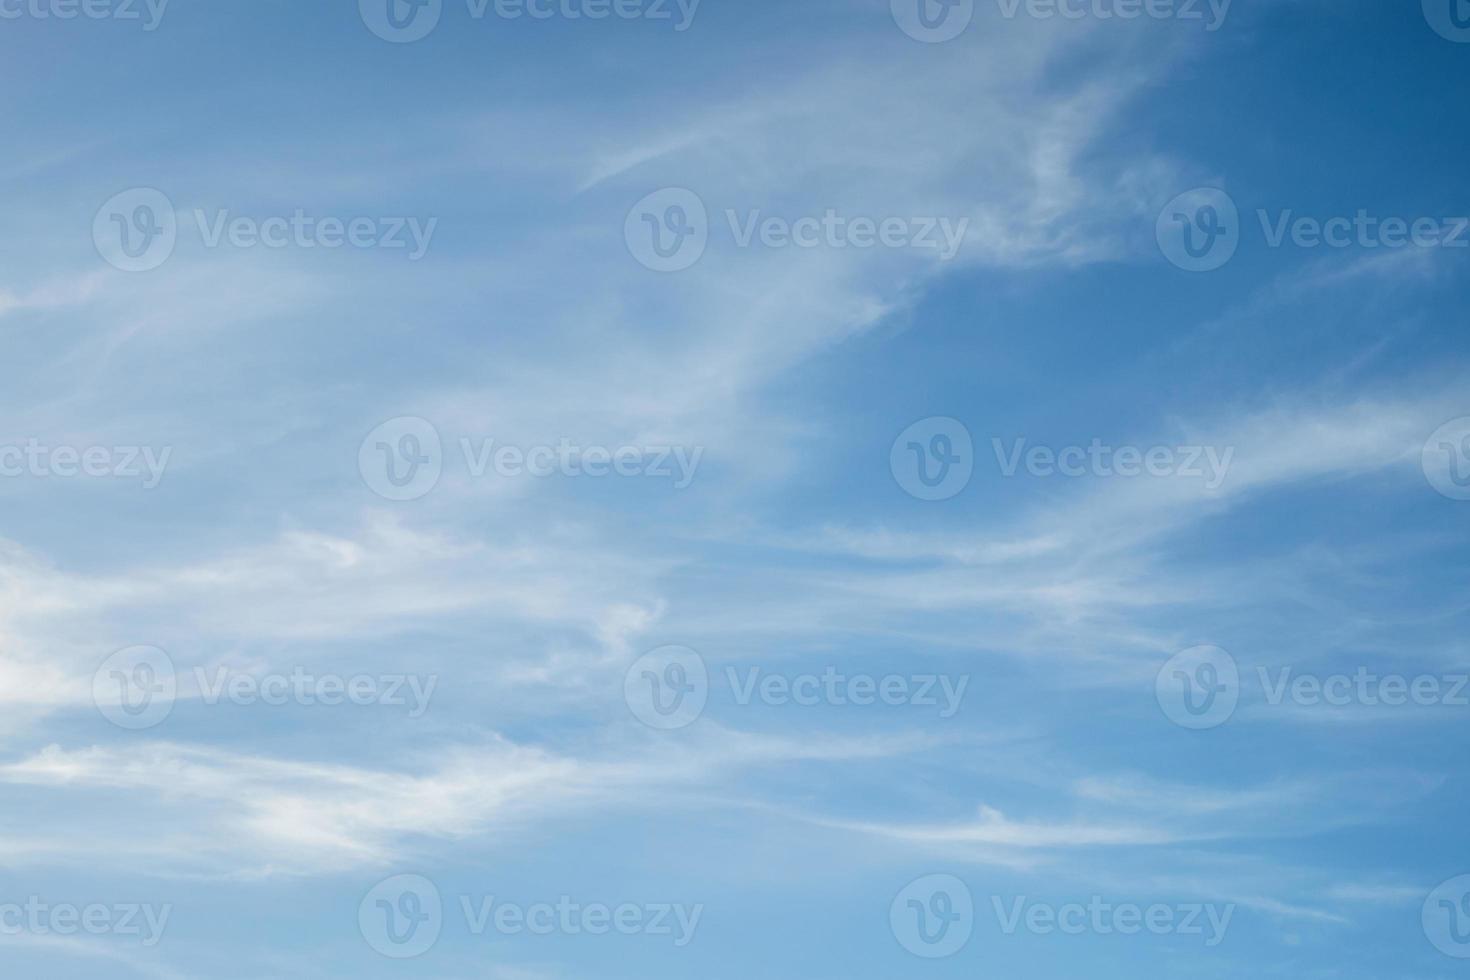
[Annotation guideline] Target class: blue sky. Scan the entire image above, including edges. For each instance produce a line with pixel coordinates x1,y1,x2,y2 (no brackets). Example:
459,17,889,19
2,0,1470,977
